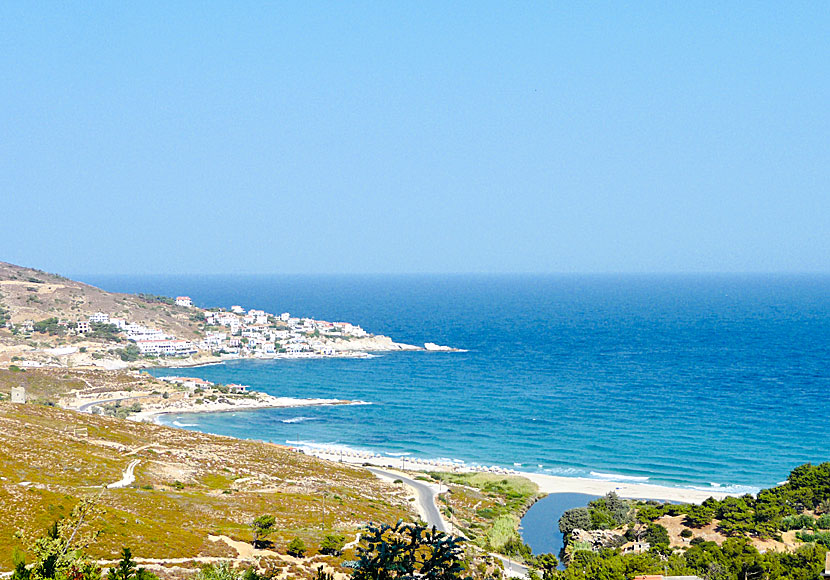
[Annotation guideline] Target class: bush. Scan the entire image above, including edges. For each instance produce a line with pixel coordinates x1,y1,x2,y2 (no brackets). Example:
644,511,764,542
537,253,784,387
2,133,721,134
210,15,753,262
644,523,670,547
287,537,306,557
194,563,240,580
559,507,591,535
319,533,346,555
680,528,694,538
116,345,140,361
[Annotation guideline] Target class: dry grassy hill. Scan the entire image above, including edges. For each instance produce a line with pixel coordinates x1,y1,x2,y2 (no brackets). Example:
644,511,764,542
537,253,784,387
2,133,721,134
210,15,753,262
0,261,201,340
0,400,413,571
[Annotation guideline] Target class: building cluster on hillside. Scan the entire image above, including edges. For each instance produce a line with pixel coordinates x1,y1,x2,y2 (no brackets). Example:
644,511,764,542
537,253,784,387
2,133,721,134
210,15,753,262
14,296,373,360
76,311,198,356
200,307,369,357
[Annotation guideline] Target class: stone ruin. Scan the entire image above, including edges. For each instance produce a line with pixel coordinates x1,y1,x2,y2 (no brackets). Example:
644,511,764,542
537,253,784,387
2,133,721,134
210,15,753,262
11,386,26,404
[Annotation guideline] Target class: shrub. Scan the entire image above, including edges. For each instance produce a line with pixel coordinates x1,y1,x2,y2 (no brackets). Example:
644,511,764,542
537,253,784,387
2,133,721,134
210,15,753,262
194,563,239,580
680,528,694,538
287,537,306,557
559,507,591,535
319,533,346,555
644,523,670,547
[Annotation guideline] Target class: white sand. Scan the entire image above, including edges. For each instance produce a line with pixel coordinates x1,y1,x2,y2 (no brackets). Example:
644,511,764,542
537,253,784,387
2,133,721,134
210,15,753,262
522,472,736,503
303,451,737,504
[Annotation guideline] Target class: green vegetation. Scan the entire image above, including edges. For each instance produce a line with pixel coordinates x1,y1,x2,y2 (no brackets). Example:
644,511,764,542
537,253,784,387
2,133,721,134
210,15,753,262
106,548,157,580
319,533,346,555
252,514,276,548
88,323,123,341
136,294,175,306
114,345,140,362
555,536,826,580
631,463,830,538
287,537,307,557
352,522,468,580
552,463,830,580
33,318,65,336
427,472,539,556
12,498,104,580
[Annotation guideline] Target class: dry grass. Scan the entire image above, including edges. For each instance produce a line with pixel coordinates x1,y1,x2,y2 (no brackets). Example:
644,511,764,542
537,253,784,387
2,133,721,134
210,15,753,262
0,401,413,571
0,260,202,343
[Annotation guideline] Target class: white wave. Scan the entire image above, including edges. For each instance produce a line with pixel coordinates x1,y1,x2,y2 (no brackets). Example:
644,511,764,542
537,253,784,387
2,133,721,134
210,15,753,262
281,416,315,424
543,466,582,476
173,420,198,427
590,471,650,482
385,452,412,457
686,483,760,495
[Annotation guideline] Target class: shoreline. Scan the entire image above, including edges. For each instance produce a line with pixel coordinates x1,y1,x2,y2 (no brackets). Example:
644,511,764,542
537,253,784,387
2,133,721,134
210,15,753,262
294,449,741,505
126,396,363,424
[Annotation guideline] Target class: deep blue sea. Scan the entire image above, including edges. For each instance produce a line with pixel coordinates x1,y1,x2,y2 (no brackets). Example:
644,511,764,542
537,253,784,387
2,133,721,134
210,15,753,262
80,274,829,494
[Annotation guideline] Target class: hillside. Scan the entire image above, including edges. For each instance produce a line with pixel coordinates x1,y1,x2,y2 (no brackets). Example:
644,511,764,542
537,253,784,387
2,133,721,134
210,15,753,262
0,261,202,339
0,399,413,572
0,260,423,370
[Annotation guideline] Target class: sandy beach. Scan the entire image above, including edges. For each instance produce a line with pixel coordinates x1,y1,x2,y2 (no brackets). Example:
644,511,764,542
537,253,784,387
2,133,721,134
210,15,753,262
297,449,738,504
521,472,736,503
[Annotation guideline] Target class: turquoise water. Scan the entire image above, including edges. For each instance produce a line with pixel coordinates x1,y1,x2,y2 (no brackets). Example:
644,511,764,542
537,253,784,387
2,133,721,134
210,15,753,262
82,274,830,493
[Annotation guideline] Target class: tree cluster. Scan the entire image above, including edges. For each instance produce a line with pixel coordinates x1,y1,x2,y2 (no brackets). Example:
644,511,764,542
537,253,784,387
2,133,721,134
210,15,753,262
635,463,830,538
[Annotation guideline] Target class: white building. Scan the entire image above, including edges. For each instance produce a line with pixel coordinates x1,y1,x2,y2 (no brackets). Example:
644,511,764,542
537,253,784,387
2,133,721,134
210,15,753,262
89,312,109,324
135,339,197,356
280,312,290,322
76,321,90,334
204,332,227,348
231,305,245,314
175,296,193,307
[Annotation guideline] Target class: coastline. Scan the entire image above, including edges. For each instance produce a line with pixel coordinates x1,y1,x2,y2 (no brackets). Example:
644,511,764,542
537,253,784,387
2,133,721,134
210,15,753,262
294,448,739,505
129,396,362,424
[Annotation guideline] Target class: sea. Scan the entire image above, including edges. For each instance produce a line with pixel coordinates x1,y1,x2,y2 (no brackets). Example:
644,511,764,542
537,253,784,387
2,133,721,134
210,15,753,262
81,274,829,497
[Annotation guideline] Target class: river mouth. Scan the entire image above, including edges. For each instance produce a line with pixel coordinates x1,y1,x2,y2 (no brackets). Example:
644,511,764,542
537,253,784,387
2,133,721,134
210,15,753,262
520,492,599,566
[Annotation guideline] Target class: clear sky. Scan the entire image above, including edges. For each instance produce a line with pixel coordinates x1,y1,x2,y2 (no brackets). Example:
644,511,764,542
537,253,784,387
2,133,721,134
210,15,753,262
1,3,828,275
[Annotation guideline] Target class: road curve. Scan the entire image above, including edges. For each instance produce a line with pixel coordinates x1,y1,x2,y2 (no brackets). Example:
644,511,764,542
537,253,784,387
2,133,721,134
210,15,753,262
107,459,140,489
77,395,149,414
365,467,529,578
366,467,449,533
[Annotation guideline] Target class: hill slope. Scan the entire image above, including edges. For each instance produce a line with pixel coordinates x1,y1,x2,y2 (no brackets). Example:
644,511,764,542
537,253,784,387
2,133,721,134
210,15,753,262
0,400,412,570
0,261,201,339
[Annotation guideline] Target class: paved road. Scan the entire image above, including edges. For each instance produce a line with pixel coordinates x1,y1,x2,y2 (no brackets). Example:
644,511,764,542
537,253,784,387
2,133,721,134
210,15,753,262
77,395,148,414
366,467,449,533
492,554,530,578
366,466,530,578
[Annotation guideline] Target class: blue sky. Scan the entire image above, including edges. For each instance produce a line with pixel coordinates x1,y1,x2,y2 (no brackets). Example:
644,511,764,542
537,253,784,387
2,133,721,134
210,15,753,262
1,3,828,274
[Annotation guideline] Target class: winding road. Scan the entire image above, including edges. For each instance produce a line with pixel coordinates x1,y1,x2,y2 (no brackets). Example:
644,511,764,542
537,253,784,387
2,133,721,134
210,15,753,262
366,467,449,533
366,466,529,577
